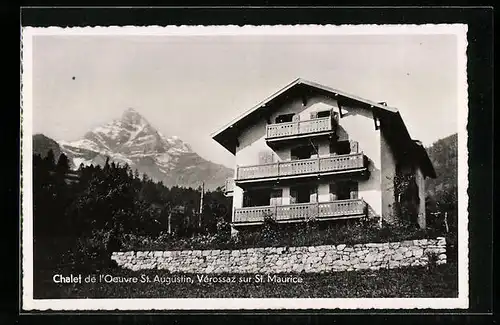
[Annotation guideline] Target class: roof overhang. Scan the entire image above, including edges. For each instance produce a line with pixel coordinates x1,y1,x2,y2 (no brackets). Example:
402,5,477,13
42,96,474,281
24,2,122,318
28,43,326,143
413,140,437,179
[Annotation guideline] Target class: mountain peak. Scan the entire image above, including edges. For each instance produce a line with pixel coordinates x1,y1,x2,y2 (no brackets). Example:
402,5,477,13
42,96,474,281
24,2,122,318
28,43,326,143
46,107,234,189
121,108,148,126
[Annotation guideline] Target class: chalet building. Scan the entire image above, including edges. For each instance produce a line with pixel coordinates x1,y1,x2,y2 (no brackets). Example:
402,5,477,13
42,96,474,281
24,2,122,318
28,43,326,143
212,78,436,234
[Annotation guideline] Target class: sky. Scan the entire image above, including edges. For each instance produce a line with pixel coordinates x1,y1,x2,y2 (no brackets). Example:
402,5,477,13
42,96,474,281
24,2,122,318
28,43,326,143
31,33,459,168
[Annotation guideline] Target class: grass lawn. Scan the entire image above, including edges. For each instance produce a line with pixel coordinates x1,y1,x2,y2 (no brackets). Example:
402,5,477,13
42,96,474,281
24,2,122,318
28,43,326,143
34,260,458,299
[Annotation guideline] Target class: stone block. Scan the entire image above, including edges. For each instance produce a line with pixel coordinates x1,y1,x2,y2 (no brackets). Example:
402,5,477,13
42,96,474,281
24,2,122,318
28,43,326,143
413,248,424,257
393,253,404,261
365,252,377,263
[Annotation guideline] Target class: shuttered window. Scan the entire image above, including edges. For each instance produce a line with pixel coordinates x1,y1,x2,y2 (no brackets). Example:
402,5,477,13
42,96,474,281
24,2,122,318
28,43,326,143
330,181,358,200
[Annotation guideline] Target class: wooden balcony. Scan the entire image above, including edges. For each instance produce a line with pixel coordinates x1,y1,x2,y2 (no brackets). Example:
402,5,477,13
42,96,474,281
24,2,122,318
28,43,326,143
266,116,336,146
224,178,235,197
235,152,367,186
233,199,367,225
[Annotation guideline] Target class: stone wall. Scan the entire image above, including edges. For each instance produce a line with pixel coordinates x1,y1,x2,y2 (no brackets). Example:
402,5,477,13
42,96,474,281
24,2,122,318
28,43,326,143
111,237,447,273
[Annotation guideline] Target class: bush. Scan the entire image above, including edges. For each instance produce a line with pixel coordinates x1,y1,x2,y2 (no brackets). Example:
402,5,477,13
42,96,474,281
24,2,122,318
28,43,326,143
116,217,444,252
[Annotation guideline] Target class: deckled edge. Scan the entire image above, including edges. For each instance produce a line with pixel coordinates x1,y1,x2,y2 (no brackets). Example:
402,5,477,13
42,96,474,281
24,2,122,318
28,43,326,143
20,23,470,311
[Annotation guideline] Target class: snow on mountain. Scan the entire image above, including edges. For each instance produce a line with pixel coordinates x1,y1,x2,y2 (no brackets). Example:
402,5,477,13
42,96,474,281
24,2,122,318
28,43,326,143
54,108,233,190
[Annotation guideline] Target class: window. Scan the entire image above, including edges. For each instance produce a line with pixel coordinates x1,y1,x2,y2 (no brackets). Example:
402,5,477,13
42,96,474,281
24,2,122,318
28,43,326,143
330,140,351,155
243,189,273,207
275,113,295,124
316,110,332,118
330,181,358,200
290,144,316,160
290,185,316,204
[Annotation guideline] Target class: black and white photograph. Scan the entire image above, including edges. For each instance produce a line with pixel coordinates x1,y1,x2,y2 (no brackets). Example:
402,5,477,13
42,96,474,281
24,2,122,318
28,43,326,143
21,24,469,310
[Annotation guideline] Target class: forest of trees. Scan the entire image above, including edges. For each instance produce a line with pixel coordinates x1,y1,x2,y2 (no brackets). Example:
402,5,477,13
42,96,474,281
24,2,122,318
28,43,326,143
33,150,232,270
424,133,458,237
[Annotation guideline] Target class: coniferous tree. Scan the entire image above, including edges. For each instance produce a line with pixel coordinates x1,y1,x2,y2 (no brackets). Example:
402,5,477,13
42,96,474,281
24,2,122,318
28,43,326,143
56,153,70,174
44,149,56,170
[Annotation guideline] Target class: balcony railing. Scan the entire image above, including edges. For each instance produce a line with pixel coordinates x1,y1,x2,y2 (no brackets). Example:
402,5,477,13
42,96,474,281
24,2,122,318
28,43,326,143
236,152,365,181
233,199,366,224
266,116,335,140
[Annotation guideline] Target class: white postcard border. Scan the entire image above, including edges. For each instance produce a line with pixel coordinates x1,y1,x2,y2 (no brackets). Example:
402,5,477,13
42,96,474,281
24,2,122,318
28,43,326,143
21,23,469,311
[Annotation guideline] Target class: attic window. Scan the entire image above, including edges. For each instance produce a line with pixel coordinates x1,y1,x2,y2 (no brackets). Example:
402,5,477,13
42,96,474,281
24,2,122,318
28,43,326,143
316,110,331,118
275,113,295,124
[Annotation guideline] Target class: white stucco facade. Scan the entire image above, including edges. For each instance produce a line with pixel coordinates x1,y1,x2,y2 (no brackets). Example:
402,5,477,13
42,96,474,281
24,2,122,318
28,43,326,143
232,94,387,221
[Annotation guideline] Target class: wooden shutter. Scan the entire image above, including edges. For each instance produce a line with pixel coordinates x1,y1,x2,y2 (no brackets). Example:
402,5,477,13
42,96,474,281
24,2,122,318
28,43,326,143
290,189,297,204
309,186,318,203
349,140,359,153
258,150,274,164
243,191,251,207
270,189,283,206
310,112,318,119
349,184,359,199
329,183,338,201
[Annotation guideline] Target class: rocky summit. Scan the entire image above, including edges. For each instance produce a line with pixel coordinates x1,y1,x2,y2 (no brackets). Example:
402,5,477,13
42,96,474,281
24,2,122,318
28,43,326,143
35,108,233,190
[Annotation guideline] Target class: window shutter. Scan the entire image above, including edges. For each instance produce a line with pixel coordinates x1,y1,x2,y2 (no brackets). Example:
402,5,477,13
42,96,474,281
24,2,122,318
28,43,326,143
310,112,317,119
243,192,251,207
292,115,300,122
350,140,359,153
309,187,318,203
290,189,297,204
270,189,282,206
349,183,359,199
329,183,338,201
258,150,274,164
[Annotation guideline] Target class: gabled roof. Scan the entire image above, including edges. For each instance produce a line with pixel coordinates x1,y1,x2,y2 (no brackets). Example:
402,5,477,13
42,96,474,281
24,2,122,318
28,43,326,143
212,78,436,178
212,78,398,139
